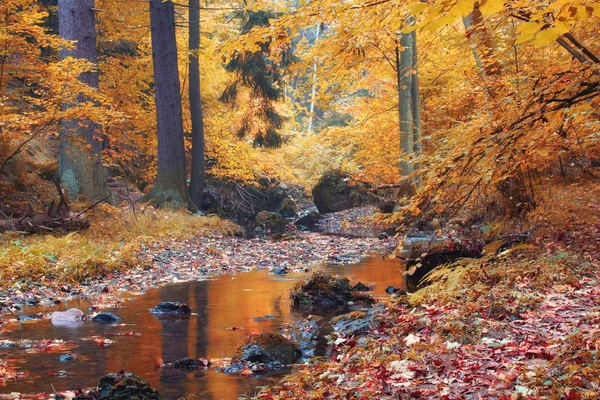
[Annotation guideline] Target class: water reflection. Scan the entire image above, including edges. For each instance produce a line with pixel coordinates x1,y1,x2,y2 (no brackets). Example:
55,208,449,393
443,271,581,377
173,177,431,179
0,256,404,399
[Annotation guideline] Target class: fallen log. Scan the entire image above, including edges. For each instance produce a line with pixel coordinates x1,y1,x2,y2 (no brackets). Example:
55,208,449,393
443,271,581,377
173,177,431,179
0,212,90,234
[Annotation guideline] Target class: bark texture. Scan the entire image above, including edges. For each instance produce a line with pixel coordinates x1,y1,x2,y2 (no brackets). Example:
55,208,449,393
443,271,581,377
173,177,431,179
58,0,110,202
143,0,188,209
188,0,206,210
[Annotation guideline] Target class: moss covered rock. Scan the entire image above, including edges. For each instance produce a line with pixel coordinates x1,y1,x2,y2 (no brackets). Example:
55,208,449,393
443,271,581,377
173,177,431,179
74,372,160,400
312,171,374,213
280,315,333,358
290,272,376,313
233,332,301,366
255,211,285,233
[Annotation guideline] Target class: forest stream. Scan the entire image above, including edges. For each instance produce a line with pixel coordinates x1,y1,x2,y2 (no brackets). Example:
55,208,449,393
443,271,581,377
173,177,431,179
0,255,404,399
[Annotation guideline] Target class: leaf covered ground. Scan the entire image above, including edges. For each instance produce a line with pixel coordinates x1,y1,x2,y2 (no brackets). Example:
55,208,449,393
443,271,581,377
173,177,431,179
258,181,600,399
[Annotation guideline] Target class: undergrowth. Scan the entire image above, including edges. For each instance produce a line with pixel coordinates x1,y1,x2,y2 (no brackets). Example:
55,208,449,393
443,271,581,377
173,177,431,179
0,205,240,285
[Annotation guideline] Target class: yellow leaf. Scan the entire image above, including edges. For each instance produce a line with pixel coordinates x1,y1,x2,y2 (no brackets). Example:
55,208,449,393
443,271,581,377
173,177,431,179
535,28,561,46
408,2,429,15
480,0,505,15
536,149,549,157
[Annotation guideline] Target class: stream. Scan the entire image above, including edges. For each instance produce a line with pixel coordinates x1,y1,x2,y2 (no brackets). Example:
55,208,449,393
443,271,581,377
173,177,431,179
0,256,405,399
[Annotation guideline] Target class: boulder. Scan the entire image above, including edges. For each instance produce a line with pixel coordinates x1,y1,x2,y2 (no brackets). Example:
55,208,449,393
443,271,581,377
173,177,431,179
280,315,333,358
233,332,301,367
290,272,376,313
150,302,191,316
255,211,285,234
312,171,374,213
330,304,386,336
74,372,159,400
294,211,323,231
91,312,121,324
51,308,85,325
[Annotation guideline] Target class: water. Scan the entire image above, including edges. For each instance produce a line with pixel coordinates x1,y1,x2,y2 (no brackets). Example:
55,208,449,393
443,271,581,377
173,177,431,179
0,256,404,399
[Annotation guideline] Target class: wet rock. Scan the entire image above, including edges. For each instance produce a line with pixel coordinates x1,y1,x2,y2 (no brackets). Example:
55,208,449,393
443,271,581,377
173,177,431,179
385,286,404,295
280,315,333,358
251,315,276,322
290,272,376,312
74,371,160,400
51,308,85,325
378,232,389,240
270,266,289,275
233,332,301,367
173,357,210,369
312,171,375,213
294,211,323,231
330,304,386,336
91,312,121,324
255,211,285,234
150,302,191,316
58,353,75,362
352,282,374,292
18,313,43,322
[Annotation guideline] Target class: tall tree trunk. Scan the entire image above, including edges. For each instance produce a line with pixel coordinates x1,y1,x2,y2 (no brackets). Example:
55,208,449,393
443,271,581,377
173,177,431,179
143,0,188,208
58,0,110,202
410,29,422,187
188,0,206,211
397,28,414,177
307,24,320,133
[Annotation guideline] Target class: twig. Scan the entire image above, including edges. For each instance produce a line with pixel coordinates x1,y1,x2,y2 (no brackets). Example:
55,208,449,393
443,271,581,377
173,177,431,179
77,193,112,216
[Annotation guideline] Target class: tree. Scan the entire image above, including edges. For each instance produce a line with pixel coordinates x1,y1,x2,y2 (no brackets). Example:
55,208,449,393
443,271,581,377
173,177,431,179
142,0,188,208
57,0,111,202
188,0,206,210
220,10,291,147
396,17,420,184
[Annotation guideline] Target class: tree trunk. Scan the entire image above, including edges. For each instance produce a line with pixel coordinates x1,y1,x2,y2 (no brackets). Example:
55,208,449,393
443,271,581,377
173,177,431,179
57,0,110,202
188,0,206,211
142,0,188,209
397,28,414,177
410,29,421,187
463,2,502,97
307,24,320,133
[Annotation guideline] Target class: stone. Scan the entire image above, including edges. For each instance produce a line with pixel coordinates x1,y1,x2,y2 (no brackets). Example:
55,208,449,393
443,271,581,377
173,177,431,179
173,357,210,369
312,171,374,214
91,312,121,324
150,302,192,316
290,272,376,313
330,304,386,336
294,211,323,231
255,211,285,234
352,282,374,292
280,315,333,358
233,332,301,367
51,308,85,325
74,372,160,400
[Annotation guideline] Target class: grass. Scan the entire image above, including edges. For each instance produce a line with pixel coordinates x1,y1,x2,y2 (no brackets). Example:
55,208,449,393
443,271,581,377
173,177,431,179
0,205,240,285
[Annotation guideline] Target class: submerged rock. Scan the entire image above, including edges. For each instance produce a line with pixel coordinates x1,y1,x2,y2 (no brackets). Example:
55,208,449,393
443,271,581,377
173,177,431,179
150,302,191,316
280,315,333,358
58,353,76,362
330,304,386,337
290,272,376,312
74,372,160,400
91,312,121,324
51,308,85,325
251,314,276,322
173,357,211,369
233,332,301,367
385,286,405,295
270,266,289,275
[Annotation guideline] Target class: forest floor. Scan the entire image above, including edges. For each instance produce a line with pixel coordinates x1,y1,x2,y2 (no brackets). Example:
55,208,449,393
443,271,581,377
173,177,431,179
258,179,600,399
